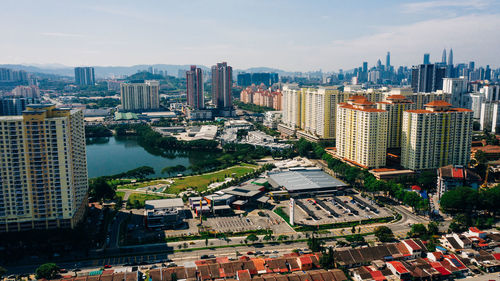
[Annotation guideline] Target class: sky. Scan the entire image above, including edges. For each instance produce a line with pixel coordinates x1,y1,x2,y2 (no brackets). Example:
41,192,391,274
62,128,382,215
1,0,499,71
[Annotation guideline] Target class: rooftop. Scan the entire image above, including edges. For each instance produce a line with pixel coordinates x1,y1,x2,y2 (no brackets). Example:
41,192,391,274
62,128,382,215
145,198,184,210
268,169,348,192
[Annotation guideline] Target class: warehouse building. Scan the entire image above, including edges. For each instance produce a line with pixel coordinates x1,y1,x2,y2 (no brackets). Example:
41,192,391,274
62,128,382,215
268,168,349,196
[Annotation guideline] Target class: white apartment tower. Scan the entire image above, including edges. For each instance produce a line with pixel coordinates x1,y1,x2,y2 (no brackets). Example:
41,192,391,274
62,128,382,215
401,101,473,170
0,104,88,232
120,80,160,112
336,97,388,168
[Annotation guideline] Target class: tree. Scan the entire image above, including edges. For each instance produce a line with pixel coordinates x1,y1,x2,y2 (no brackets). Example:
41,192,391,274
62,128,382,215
351,225,356,234
427,222,439,236
36,263,59,279
408,224,428,239
246,234,259,243
374,226,394,242
319,247,336,269
440,186,478,214
0,267,7,278
205,238,208,246
89,177,115,201
307,235,324,252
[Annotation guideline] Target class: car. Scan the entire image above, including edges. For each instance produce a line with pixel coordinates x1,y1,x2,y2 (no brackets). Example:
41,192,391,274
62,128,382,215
165,258,173,262
208,254,215,258
104,265,112,269
72,269,82,272
59,269,68,273
247,251,254,255
264,251,271,254
273,250,279,254
201,255,209,259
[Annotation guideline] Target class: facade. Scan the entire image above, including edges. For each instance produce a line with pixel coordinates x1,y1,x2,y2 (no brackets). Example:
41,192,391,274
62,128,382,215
411,64,446,93
479,101,500,133
240,87,282,111
281,84,302,130
401,101,473,170
336,97,388,168
437,165,481,198
74,67,95,86
443,78,469,108
377,95,415,149
211,62,232,108
0,104,88,232
11,85,40,99
186,65,204,109
120,80,160,112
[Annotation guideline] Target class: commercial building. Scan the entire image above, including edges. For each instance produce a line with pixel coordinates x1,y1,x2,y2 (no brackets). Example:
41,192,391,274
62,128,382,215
437,165,481,198
0,104,88,232
263,111,282,129
336,97,388,169
74,67,95,86
120,80,160,112
377,95,415,148
401,101,473,170
186,65,204,109
411,64,446,93
211,62,232,108
144,198,186,229
268,168,348,196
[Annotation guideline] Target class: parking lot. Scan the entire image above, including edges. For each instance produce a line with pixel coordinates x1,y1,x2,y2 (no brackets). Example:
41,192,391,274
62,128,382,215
289,194,391,225
204,215,269,233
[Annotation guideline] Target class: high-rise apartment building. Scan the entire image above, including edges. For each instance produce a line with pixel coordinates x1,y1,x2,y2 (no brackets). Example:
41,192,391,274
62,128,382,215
0,97,37,116
0,105,88,232
281,84,303,130
120,80,160,112
480,101,500,133
336,97,388,169
443,78,468,108
74,67,95,86
300,87,340,140
376,95,415,149
401,101,472,170
411,64,446,93
186,65,204,109
211,62,232,108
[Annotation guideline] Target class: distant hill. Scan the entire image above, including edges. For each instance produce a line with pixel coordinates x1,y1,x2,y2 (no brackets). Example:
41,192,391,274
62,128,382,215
0,64,289,79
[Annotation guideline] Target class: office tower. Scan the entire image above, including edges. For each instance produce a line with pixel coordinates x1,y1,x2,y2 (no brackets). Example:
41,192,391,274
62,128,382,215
441,49,447,64
186,65,204,109
377,95,415,149
423,54,430,65
411,64,446,93
120,80,160,112
0,105,88,232
469,61,475,70
401,101,472,170
448,49,453,65
237,73,252,87
386,52,391,68
485,65,492,80
0,97,37,116
443,78,468,107
480,101,500,133
336,96,388,168
74,67,95,86
211,62,233,108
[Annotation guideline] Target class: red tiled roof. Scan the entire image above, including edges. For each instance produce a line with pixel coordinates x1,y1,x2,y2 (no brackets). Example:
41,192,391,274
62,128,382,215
404,239,422,251
493,253,500,260
425,100,452,107
411,185,421,191
299,256,313,265
452,167,465,179
430,263,451,276
369,271,386,281
387,94,407,100
387,261,409,274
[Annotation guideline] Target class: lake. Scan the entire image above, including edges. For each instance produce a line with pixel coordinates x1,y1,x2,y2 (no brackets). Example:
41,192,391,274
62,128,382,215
86,136,220,178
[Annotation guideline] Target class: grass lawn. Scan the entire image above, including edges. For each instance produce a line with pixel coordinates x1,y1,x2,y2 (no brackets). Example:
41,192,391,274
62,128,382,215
166,164,258,194
127,193,168,204
115,191,125,199
118,179,171,190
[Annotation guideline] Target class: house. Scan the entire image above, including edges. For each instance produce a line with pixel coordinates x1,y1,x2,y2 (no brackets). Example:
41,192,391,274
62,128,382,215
386,261,410,280
437,165,481,198
468,227,487,239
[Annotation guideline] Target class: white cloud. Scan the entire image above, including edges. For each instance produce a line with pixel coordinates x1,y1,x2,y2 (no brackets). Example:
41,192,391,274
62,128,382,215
402,0,491,13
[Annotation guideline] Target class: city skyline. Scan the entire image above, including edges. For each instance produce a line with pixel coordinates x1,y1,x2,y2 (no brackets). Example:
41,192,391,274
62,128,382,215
1,0,499,71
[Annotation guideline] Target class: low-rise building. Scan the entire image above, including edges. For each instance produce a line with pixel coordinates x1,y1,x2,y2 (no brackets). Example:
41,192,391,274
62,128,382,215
437,165,481,198
144,198,186,229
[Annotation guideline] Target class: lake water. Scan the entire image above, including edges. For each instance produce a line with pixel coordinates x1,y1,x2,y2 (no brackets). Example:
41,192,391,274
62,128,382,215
86,136,219,178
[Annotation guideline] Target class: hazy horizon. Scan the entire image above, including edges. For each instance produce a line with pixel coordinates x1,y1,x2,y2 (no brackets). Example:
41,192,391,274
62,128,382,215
1,0,500,71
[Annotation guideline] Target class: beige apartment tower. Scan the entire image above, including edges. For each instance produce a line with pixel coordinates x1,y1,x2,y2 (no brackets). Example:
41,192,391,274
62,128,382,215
401,101,473,170
0,104,88,232
377,95,415,149
336,97,388,169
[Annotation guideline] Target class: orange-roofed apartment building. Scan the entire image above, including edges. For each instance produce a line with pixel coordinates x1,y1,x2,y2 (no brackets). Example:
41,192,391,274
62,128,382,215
401,101,473,170
336,97,388,169
377,95,415,149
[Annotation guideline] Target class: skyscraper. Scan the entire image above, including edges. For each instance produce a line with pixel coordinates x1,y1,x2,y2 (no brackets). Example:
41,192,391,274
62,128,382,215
0,97,36,116
74,67,95,86
0,105,88,232
448,49,453,65
211,62,232,108
401,101,472,170
186,65,204,109
423,54,430,65
120,80,160,112
336,97,388,169
386,52,391,69
441,49,447,64
411,64,446,93
443,78,468,107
